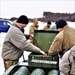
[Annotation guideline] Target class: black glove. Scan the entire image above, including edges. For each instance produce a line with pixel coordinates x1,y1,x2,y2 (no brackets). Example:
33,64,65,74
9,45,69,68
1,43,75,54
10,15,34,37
24,34,31,39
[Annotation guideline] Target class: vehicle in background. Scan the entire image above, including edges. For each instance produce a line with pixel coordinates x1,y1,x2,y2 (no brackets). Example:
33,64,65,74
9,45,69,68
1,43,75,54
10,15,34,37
0,19,12,32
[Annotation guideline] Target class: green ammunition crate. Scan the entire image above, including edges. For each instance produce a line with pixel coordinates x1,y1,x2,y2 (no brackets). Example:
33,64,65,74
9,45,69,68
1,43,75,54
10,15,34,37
28,53,59,69
33,30,58,52
28,30,59,69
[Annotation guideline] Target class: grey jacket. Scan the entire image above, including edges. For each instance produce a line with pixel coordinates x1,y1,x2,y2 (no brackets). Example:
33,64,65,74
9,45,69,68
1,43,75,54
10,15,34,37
59,46,75,75
2,23,42,60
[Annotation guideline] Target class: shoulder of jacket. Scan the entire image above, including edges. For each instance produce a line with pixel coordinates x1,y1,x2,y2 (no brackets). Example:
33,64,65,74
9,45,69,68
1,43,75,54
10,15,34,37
55,31,63,39
30,25,34,28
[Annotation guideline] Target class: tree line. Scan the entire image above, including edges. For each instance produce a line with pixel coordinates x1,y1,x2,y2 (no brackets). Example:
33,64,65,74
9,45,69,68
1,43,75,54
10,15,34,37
0,12,75,22
38,12,75,22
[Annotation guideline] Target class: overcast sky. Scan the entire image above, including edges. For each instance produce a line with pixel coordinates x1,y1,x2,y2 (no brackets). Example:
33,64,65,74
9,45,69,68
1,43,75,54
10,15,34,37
0,0,75,19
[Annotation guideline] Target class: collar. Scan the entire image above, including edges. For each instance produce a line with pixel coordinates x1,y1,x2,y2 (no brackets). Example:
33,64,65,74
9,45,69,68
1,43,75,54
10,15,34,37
13,23,24,33
63,25,68,30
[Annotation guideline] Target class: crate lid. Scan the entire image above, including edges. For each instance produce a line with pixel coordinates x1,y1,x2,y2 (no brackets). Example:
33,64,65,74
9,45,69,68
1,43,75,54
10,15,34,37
33,30,59,52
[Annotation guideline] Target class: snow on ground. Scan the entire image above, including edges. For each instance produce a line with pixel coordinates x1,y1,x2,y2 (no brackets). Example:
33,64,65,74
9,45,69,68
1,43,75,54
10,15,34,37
0,33,6,75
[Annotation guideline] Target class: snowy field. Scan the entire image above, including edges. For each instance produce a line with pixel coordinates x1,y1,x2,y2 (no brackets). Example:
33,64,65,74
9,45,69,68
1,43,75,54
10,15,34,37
0,21,75,75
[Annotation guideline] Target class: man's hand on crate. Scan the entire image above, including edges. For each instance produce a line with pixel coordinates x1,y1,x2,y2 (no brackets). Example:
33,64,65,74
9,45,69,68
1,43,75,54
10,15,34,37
40,50,47,56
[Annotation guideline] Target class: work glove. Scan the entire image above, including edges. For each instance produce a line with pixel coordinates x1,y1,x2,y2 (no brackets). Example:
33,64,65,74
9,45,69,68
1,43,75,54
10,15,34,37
25,34,32,39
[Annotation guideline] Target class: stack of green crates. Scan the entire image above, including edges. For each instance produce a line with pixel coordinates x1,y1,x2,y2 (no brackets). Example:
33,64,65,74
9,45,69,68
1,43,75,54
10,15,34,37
28,30,59,69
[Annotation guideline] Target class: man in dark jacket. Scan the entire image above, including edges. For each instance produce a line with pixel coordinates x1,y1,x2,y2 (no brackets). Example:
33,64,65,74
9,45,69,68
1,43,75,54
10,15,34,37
1,15,46,71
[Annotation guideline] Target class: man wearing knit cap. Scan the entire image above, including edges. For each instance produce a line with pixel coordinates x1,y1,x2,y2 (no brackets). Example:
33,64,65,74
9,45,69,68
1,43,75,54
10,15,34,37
1,15,46,71
48,19,75,57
